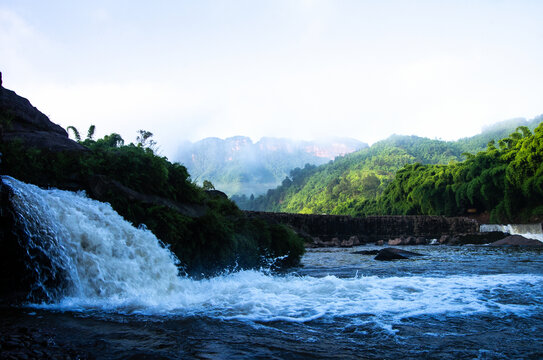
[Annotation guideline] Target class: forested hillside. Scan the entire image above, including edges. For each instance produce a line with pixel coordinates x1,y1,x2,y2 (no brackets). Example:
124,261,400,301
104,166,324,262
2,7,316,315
235,117,542,222
376,122,543,223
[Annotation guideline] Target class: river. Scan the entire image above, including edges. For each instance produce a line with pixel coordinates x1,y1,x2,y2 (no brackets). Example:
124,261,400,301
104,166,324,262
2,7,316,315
1,176,543,359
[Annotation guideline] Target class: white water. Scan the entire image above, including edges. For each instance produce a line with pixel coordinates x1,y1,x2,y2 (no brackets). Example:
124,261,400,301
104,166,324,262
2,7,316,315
480,224,543,242
4,176,542,324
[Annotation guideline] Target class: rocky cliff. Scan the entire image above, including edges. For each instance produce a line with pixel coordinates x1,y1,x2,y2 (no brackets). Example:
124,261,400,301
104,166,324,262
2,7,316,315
0,76,86,152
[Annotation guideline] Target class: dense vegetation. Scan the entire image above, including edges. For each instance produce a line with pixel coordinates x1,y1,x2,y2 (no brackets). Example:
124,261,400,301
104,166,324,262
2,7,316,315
376,123,543,222
236,117,542,223
0,130,305,275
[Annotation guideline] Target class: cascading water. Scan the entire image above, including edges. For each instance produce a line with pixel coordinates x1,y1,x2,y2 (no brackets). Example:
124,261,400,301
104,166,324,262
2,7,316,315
3,175,182,305
3,175,543,329
480,224,543,242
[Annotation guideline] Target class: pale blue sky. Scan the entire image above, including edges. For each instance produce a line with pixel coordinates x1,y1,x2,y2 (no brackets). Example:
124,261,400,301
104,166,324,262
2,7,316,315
1,0,542,159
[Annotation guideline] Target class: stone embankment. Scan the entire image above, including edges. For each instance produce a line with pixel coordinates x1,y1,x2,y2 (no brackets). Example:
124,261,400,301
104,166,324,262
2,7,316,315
245,211,482,247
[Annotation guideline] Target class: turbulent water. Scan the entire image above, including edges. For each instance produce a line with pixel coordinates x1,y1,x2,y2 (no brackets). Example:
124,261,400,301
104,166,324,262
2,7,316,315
480,223,543,242
3,176,543,359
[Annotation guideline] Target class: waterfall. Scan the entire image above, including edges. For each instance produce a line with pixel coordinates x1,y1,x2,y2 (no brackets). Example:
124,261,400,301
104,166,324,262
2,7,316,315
2,175,182,303
480,224,543,242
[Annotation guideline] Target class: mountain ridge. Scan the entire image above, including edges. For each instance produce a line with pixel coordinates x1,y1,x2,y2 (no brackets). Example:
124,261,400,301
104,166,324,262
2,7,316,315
175,136,367,196
234,116,542,215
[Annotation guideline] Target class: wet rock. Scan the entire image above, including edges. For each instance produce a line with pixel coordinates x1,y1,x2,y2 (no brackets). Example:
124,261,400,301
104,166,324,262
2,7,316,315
388,236,428,245
351,250,380,255
340,236,361,247
441,232,508,245
490,235,543,246
374,247,425,261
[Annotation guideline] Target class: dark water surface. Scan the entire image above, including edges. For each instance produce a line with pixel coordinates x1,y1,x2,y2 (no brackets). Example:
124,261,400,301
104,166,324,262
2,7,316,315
2,245,543,359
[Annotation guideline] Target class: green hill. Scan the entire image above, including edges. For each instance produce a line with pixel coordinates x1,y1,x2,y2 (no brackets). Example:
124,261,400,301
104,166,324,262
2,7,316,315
377,122,543,223
236,116,542,220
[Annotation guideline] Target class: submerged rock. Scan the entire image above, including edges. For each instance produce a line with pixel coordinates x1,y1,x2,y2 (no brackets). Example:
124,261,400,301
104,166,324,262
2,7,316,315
374,247,425,261
490,235,543,247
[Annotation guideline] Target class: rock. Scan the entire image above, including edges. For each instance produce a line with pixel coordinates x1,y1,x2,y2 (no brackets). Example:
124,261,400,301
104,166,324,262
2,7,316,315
374,247,425,261
388,237,404,246
388,236,429,246
205,189,228,199
351,250,380,255
339,236,360,247
0,86,87,152
490,235,543,246
442,232,508,245
0,180,38,303
387,236,428,245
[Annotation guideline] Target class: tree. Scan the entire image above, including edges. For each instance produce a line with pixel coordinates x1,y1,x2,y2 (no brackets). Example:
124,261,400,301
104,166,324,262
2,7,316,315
203,180,215,190
86,125,96,140
136,129,157,150
67,126,81,142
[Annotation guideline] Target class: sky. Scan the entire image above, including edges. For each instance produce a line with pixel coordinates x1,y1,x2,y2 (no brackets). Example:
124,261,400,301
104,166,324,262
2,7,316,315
1,0,542,160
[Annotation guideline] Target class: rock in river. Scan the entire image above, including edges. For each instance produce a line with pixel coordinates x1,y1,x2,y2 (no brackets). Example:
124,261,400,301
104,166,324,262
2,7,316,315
374,247,425,261
490,235,543,247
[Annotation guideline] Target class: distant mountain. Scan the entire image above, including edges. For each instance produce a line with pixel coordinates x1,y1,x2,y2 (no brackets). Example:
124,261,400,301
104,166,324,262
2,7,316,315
174,137,367,196
456,117,543,154
236,116,542,214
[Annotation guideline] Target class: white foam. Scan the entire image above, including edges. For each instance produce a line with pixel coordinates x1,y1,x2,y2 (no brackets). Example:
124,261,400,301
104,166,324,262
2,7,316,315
38,271,542,324
3,176,182,302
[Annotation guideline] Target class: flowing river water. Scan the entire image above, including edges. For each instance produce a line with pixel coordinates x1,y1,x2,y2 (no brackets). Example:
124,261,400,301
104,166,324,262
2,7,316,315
2,176,543,359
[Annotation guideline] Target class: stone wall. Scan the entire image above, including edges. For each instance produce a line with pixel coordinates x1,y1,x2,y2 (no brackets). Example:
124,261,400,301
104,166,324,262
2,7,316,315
246,211,479,245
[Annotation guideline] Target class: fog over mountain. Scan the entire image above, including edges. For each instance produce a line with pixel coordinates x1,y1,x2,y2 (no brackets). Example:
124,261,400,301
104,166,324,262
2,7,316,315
175,137,367,196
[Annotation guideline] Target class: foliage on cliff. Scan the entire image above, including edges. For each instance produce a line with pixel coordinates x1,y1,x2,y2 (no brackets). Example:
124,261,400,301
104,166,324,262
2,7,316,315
0,133,305,275
235,117,542,222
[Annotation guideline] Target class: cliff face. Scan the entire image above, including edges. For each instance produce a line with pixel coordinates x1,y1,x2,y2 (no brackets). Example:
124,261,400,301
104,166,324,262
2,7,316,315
246,212,479,245
0,83,86,152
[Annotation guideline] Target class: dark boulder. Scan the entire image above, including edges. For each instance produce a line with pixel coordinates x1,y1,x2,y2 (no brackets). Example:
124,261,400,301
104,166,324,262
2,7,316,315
0,178,64,303
351,250,380,255
490,235,543,247
374,247,425,261
0,85,87,152
439,231,508,245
